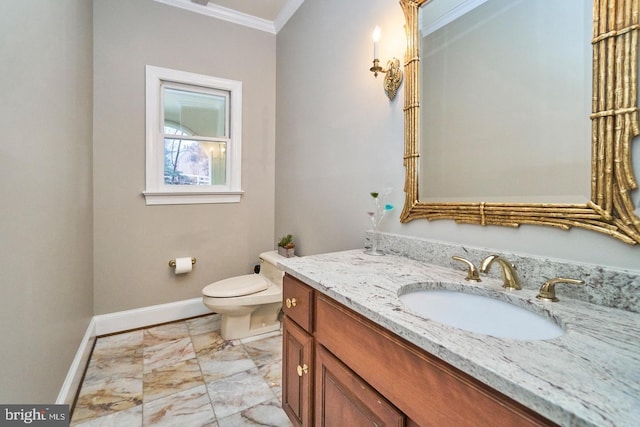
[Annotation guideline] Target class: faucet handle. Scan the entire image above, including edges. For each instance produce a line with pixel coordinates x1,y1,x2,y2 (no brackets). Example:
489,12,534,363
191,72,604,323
536,278,585,302
452,256,481,282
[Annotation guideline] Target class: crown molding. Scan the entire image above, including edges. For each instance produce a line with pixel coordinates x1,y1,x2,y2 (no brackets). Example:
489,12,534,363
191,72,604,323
154,0,304,34
420,0,488,36
274,0,305,33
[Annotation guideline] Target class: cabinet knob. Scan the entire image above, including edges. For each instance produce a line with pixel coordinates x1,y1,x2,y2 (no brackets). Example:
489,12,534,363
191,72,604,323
296,364,309,377
286,298,297,308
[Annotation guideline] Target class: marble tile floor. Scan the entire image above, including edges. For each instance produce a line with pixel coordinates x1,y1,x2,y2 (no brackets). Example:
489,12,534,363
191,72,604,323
71,314,292,426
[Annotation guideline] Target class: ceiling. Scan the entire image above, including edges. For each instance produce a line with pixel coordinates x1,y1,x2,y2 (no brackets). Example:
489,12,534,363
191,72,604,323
207,0,290,22
155,0,303,34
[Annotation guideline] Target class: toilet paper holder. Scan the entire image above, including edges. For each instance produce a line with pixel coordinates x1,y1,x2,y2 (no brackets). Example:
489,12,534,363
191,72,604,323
168,257,197,268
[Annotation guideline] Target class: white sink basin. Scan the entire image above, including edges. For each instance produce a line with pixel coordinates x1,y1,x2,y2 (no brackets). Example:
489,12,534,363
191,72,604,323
399,289,563,340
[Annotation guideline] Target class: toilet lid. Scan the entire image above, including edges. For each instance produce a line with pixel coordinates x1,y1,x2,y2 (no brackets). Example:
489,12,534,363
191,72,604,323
203,274,269,298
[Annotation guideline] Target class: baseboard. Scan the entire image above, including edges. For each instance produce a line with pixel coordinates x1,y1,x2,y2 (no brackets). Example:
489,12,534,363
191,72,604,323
56,317,96,405
58,297,211,405
93,297,210,336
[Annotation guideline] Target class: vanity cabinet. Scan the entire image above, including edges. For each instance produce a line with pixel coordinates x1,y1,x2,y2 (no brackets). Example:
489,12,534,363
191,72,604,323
282,276,314,427
282,274,555,426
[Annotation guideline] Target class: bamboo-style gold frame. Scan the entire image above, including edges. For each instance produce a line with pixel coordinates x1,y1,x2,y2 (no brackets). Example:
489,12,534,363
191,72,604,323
400,0,640,245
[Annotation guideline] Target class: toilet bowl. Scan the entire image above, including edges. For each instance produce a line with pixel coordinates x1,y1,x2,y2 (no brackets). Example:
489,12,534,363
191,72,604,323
202,251,287,340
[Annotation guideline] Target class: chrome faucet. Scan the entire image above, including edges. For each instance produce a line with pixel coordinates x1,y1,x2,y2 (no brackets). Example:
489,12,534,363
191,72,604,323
480,255,521,290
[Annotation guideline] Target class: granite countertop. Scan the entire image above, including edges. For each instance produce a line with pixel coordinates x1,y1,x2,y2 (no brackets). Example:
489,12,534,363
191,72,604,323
278,250,640,427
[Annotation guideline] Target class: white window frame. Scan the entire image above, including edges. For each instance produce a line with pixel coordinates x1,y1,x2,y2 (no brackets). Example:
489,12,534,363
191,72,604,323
144,65,243,205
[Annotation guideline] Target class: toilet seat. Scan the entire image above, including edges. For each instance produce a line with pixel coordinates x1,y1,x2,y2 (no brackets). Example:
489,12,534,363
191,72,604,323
202,274,268,298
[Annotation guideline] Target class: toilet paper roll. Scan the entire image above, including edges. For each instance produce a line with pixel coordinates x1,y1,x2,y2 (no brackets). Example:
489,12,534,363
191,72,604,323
174,257,193,274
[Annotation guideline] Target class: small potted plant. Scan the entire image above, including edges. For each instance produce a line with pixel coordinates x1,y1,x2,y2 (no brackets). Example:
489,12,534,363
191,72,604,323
277,234,296,257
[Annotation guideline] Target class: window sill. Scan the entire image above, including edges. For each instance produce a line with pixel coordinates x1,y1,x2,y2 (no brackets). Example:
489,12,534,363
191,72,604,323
143,191,243,205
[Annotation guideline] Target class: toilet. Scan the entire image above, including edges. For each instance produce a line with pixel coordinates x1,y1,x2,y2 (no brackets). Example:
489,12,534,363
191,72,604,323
202,251,286,340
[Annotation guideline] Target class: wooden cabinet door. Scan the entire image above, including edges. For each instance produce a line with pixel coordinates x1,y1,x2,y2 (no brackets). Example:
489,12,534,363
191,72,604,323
282,316,314,427
315,344,404,427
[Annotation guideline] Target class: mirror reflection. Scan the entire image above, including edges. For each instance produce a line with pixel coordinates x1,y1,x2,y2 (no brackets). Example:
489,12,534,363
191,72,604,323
419,0,592,203
400,0,640,244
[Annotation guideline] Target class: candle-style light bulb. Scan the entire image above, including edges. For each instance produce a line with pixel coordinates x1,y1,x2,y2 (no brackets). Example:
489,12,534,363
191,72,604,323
372,26,381,59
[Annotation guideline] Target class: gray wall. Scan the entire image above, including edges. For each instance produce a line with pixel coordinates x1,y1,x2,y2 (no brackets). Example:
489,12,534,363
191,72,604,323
276,0,407,255
93,0,276,314
0,0,94,402
275,0,640,271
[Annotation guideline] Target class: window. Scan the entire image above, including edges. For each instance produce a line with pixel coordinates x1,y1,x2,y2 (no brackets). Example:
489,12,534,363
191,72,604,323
144,65,243,205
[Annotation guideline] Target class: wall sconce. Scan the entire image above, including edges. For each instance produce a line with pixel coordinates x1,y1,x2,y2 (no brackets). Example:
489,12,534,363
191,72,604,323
369,26,403,101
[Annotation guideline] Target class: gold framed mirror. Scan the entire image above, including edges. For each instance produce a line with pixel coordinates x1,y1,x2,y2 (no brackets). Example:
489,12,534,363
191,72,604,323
400,0,640,244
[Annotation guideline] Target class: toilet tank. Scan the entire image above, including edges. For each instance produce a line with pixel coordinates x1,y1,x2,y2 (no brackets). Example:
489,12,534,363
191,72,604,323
258,251,287,286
